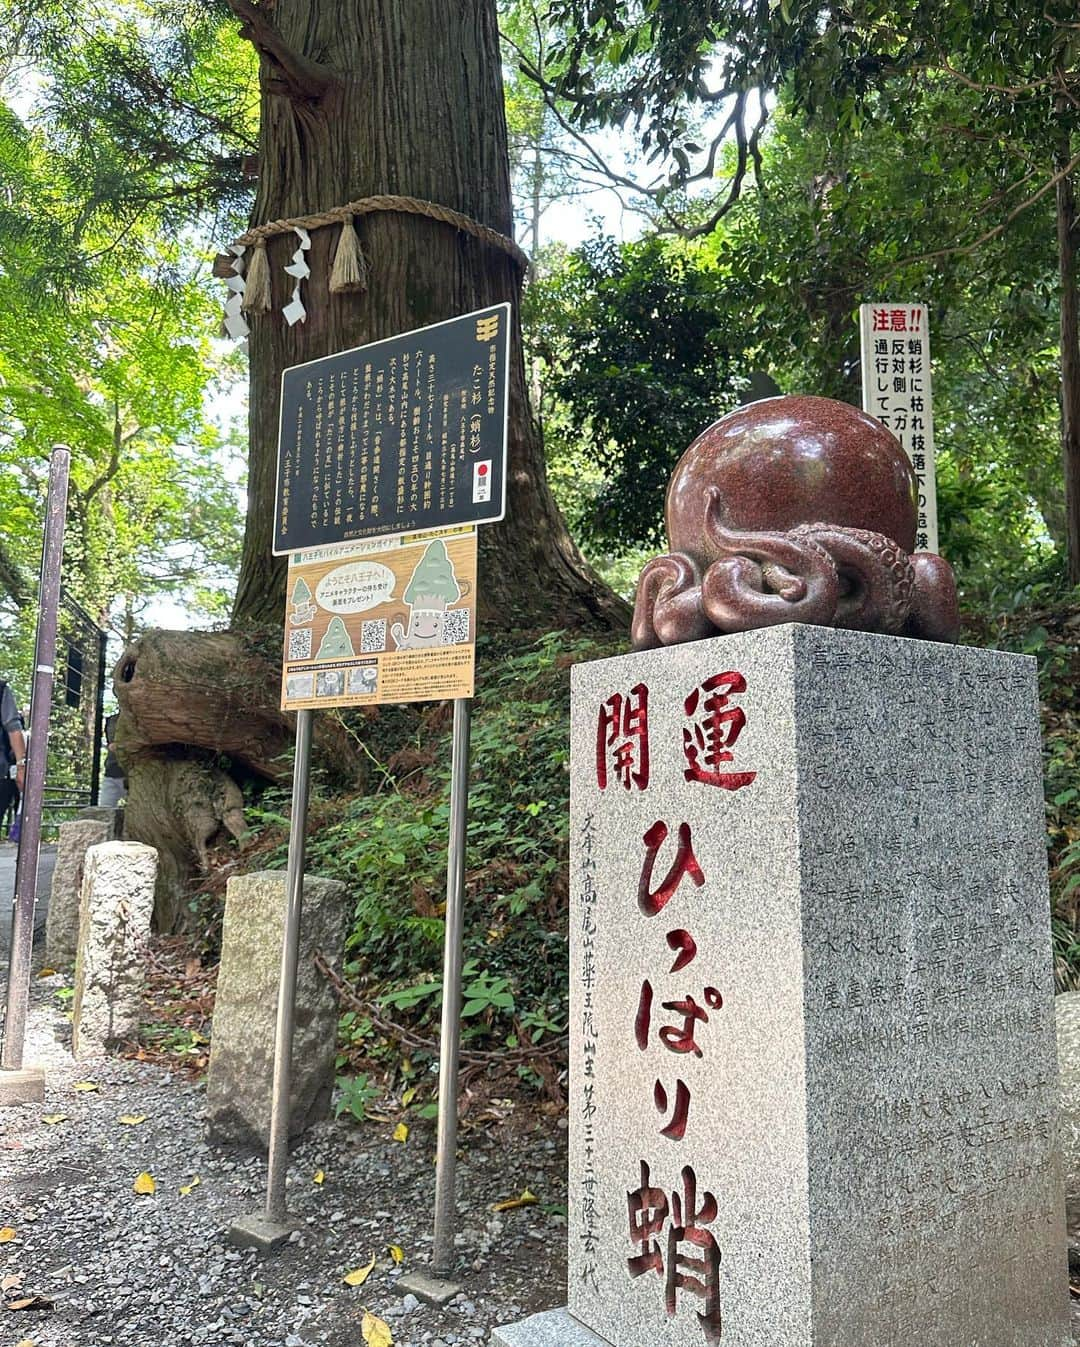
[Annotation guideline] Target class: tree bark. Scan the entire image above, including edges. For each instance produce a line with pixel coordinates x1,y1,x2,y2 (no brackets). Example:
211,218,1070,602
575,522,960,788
231,0,627,634
1056,129,1080,586
113,628,362,929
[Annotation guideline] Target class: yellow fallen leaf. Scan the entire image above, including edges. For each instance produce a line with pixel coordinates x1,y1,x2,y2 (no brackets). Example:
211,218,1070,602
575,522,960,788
16,1339,35,1347
401,1086,417,1108
387,1244,404,1265
491,1188,538,1212
42,1114,67,1125
132,1172,156,1196
392,1123,409,1144
0,1227,15,1242
179,1176,201,1196
313,1169,326,1185
342,1253,376,1287
1,1273,24,1292
37,967,57,977
361,1310,394,1347
118,1115,146,1126
72,1081,99,1093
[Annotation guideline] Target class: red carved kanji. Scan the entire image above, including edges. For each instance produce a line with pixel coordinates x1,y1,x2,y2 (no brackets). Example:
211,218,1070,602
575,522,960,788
682,671,757,791
596,683,650,791
667,1166,722,1345
654,1078,691,1140
627,1160,668,1278
638,822,705,917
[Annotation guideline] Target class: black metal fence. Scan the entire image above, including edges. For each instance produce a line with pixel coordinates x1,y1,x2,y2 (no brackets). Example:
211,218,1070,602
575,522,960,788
41,591,108,827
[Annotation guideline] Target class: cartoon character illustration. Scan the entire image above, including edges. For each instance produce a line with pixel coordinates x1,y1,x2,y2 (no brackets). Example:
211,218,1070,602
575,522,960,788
316,615,356,660
289,575,318,626
391,539,462,650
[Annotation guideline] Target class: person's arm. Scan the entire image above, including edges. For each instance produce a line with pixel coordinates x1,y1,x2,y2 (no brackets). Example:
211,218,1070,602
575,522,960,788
8,726,24,793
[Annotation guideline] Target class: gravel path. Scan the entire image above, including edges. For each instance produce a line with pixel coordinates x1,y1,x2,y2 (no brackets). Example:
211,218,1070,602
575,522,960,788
1,974,567,1346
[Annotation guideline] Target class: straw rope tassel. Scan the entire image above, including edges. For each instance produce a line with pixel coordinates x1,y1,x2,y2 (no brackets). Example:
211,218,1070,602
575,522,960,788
329,213,367,294
241,238,272,313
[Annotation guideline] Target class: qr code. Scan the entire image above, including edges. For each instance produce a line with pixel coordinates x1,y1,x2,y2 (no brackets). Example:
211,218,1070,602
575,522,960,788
288,627,312,661
441,608,470,646
361,619,387,653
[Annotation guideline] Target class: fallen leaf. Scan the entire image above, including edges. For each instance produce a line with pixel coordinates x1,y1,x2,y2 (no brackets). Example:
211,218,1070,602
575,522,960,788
5,1294,52,1311
132,1172,156,1196
342,1253,376,1287
491,1188,538,1213
36,967,57,977
118,1115,146,1126
313,1169,326,1185
72,1082,98,1093
179,1176,201,1196
41,1115,67,1126
401,1086,417,1108
0,1228,15,1243
361,1310,393,1347
392,1123,409,1144
15,1337,35,1346
1,1273,23,1292
387,1244,403,1265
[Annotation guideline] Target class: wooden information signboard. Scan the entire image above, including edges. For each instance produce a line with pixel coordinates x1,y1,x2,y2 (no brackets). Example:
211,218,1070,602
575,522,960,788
273,304,510,555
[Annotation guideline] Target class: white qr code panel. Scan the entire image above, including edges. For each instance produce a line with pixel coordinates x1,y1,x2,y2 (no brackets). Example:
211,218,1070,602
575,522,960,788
288,627,313,661
441,608,470,646
361,619,387,653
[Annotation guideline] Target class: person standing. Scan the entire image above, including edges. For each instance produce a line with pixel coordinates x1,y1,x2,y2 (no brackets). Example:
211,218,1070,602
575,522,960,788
0,681,26,839
99,712,127,809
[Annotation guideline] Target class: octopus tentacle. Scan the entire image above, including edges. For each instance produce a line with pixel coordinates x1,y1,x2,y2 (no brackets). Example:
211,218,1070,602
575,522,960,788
631,553,715,651
788,523,914,634
700,491,839,632
905,552,961,643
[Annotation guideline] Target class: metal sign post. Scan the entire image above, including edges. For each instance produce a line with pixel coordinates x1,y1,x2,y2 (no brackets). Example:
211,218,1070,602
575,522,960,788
229,706,313,1249
1,445,70,1101
432,697,472,1278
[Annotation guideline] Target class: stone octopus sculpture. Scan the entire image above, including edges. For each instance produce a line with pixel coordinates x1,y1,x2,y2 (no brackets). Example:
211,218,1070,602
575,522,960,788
631,395,959,650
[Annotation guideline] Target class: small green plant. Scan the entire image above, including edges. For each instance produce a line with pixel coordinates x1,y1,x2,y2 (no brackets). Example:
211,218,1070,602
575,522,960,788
334,1072,382,1122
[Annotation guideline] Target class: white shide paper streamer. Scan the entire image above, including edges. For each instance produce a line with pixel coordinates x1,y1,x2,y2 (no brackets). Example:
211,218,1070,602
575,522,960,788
222,244,249,343
282,226,311,326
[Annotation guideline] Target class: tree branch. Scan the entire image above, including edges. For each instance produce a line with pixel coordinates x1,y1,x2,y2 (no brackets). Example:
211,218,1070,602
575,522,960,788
224,0,335,102
889,148,1080,273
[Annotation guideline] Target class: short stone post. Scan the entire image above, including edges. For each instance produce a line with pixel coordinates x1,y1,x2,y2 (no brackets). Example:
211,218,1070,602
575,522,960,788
205,870,347,1150
71,841,158,1059
46,816,116,968
495,625,1070,1347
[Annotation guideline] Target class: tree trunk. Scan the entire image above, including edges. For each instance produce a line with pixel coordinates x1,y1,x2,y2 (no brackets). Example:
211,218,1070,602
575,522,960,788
113,628,362,929
1056,130,1080,586
231,0,627,634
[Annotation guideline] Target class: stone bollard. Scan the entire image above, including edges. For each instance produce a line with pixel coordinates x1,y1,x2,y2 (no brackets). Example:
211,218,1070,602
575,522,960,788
205,870,348,1150
71,841,158,1059
46,817,117,969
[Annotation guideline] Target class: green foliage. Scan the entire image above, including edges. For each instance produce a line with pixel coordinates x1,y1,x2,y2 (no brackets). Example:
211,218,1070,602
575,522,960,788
253,632,616,1056
333,1071,382,1122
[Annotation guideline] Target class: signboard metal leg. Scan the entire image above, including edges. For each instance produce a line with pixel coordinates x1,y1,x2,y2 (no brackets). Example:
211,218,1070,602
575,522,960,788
229,707,313,1250
1,445,70,1100
432,696,472,1279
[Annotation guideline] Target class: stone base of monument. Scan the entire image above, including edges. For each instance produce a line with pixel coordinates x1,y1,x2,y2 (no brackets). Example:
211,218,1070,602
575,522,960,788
496,624,1070,1347
394,1268,462,1307
0,1064,46,1106
227,1212,301,1252
490,1308,604,1346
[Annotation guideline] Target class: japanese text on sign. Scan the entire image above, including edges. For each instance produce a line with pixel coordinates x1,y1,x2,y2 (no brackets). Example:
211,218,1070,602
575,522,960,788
859,302,938,554
587,668,758,1343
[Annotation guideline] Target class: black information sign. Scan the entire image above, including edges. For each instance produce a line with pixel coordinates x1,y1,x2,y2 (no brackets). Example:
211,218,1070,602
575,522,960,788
273,304,510,554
